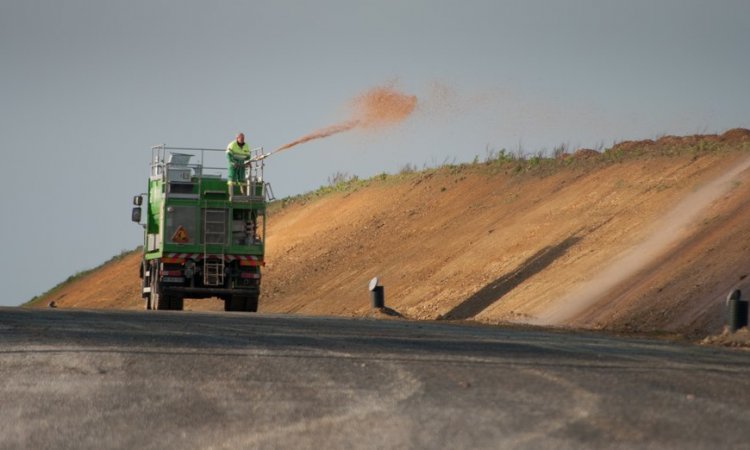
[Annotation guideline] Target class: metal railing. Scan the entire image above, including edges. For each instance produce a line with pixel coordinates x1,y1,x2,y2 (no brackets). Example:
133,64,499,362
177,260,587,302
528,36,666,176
150,145,267,202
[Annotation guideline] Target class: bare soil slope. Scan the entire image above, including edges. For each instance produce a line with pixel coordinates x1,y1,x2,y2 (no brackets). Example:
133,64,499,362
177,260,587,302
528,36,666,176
28,130,750,337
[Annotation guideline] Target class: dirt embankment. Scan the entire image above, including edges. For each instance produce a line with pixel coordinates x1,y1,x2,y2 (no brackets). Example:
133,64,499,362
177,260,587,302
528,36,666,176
28,129,750,338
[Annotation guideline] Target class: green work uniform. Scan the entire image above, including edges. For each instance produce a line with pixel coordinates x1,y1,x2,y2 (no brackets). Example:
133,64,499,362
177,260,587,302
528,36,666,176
226,140,251,184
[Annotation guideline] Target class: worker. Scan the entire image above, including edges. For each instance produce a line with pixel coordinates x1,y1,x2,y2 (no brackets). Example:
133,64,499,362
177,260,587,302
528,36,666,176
226,132,251,198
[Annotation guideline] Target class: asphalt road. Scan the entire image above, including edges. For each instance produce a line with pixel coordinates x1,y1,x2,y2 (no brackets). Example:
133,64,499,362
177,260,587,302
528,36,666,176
1,308,750,449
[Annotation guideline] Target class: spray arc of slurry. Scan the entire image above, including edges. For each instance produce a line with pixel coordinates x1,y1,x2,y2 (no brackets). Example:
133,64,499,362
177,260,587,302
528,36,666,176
271,86,418,156
534,154,750,326
272,120,359,155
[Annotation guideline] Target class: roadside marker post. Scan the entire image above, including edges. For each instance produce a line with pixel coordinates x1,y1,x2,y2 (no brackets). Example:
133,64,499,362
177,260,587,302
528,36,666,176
727,289,748,332
369,277,385,309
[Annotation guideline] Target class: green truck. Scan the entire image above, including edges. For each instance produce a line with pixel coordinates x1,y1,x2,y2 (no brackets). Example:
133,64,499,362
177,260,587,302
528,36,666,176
131,145,272,312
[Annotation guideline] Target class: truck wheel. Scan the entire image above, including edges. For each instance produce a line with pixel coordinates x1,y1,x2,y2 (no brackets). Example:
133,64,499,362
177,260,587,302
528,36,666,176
227,296,245,311
171,296,184,311
227,295,258,312
156,294,172,310
244,295,258,312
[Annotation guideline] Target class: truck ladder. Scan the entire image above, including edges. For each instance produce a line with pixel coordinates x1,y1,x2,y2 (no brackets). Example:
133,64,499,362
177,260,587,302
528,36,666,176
203,208,226,286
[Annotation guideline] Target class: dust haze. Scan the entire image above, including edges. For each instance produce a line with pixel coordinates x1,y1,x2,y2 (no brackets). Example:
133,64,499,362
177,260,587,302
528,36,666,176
535,155,750,325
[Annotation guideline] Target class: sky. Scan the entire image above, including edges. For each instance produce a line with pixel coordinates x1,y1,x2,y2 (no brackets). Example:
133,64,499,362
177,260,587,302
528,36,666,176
1,0,748,306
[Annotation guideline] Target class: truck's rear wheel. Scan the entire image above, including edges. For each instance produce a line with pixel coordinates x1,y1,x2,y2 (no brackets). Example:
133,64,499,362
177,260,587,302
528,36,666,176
155,293,171,310
245,295,258,312
227,296,245,311
226,295,258,312
170,296,184,311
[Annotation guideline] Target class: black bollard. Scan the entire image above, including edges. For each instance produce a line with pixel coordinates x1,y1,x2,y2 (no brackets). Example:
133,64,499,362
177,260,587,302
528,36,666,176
369,277,384,309
727,289,748,332
371,286,385,309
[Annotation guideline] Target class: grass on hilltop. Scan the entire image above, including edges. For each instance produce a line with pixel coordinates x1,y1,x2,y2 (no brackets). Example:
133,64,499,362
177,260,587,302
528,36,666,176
269,134,748,213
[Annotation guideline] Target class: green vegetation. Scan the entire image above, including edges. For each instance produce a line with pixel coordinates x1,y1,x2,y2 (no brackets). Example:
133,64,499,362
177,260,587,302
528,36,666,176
23,248,139,306
268,135,750,213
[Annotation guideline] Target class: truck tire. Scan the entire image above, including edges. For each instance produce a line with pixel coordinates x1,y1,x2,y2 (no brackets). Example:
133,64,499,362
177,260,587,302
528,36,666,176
227,295,245,312
226,295,258,312
155,293,171,310
171,296,184,311
244,295,258,312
